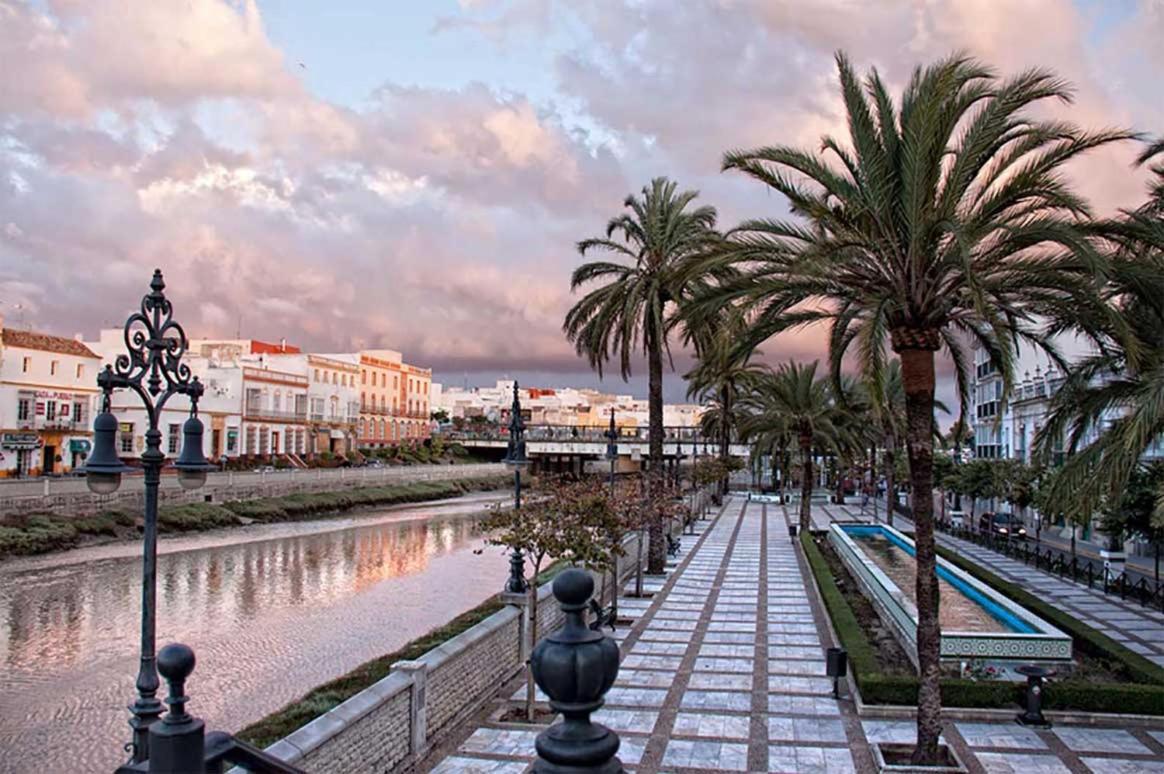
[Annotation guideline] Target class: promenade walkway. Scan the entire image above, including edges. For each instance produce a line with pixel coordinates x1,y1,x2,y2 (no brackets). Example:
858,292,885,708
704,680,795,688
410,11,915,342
431,497,1164,773
822,500,1164,671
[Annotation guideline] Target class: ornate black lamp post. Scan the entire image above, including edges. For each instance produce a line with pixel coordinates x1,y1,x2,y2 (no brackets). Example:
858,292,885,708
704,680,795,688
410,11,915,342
84,270,215,765
504,382,530,594
604,408,617,493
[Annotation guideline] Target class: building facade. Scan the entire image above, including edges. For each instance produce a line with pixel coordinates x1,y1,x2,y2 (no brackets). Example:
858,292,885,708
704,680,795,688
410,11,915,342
0,325,101,477
357,350,432,447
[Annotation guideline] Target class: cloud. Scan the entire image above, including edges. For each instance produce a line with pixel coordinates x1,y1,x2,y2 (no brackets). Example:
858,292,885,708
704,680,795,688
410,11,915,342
2,0,1163,401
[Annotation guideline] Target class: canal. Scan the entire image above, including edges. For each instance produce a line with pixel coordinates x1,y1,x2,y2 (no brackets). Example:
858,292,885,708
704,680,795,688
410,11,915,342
0,491,510,773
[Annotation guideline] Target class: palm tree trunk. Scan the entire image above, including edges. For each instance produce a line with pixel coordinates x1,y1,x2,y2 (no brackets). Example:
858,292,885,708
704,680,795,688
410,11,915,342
898,345,942,765
719,383,732,501
646,323,666,575
799,435,813,531
884,436,896,527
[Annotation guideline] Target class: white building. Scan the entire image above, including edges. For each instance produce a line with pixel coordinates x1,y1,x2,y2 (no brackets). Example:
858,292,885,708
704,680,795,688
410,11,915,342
0,323,102,476
969,334,1164,463
268,352,360,456
86,330,243,464
432,379,704,430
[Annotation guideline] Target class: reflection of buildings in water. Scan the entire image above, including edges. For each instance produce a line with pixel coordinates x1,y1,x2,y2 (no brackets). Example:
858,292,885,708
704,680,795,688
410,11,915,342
0,511,488,681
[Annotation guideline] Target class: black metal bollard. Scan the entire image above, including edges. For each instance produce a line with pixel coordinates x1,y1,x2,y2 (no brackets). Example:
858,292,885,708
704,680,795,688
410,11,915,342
530,569,622,773
825,647,848,699
148,643,205,773
1014,665,1053,728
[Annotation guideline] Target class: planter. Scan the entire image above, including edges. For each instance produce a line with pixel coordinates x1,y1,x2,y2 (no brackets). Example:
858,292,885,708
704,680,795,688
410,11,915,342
872,743,968,773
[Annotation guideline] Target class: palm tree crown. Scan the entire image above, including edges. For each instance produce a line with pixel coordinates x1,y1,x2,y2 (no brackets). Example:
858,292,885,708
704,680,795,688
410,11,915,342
564,176,717,574
738,361,853,529
700,52,1130,763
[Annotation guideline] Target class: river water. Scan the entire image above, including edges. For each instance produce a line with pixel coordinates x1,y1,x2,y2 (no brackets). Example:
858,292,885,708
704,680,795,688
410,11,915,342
0,492,509,774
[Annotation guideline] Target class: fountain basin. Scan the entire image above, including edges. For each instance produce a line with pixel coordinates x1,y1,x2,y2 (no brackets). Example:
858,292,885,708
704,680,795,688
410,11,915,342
828,523,1071,668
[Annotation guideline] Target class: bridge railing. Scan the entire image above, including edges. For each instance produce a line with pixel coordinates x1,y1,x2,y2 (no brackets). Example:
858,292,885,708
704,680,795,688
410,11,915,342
443,425,714,444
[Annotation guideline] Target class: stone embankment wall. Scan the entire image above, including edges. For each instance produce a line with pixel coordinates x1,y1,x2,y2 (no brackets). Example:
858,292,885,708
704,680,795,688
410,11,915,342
265,528,659,773
0,463,504,518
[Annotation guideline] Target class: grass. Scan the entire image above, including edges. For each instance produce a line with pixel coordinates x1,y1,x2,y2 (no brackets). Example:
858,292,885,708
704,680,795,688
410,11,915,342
0,475,509,559
800,530,1164,715
237,557,572,749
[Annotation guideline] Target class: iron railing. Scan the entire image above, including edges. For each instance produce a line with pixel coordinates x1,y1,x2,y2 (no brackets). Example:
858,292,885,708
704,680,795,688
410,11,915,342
444,424,714,444
941,522,1164,611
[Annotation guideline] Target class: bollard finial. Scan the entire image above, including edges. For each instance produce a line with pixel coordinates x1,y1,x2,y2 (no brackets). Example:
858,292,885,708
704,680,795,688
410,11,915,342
157,643,196,725
530,568,622,773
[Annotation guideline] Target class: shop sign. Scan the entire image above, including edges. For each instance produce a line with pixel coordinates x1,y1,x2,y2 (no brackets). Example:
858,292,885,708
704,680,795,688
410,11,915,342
119,423,133,433
2,433,40,449
69,440,92,453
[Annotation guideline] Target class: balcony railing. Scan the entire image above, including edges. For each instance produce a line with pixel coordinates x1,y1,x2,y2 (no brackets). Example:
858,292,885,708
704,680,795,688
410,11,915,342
19,416,89,431
443,424,710,444
243,406,308,422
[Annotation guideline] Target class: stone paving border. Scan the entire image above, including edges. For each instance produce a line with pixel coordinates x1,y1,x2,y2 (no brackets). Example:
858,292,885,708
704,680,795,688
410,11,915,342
430,497,1164,774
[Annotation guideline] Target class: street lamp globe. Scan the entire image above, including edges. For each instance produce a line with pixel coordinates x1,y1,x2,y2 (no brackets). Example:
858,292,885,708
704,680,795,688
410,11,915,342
84,410,129,495
175,413,214,491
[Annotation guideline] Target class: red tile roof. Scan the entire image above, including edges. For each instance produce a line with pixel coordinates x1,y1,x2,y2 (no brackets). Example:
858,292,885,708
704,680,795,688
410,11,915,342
1,328,100,358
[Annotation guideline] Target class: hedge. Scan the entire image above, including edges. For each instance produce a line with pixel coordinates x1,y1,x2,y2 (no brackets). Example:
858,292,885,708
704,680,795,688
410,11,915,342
800,532,1164,715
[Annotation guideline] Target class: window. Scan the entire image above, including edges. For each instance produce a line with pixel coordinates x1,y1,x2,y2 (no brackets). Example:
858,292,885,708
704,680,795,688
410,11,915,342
50,360,59,376
72,402,82,423
273,390,282,411
22,357,30,373
226,429,238,454
168,423,181,454
17,399,31,421
314,369,320,382
76,364,84,379
120,424,135,454
362,370,367,385
45,401,56,421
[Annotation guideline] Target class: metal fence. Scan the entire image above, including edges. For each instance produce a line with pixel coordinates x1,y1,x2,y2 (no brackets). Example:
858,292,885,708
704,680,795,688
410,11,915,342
941,522,1164,612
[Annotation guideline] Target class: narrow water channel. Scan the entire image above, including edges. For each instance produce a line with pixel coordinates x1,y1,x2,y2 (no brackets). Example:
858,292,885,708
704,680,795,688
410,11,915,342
0,492,509,774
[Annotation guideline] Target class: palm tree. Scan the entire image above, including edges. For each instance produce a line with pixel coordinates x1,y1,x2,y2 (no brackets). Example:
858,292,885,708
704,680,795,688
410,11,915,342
739,362,853,530
703,53,1128,763
564,177,718,574
685,307,764,500
1035,147,1164,525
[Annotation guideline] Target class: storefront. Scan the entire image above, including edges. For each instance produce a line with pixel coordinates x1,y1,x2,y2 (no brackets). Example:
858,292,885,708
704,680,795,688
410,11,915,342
1,433,40,478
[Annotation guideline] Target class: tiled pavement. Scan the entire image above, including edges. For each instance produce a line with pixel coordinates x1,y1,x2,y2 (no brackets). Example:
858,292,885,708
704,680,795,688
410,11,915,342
431,497,1164,773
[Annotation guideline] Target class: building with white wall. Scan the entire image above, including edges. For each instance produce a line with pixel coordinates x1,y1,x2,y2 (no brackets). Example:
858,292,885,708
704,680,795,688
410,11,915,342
0,323,102,476
432,380,704,430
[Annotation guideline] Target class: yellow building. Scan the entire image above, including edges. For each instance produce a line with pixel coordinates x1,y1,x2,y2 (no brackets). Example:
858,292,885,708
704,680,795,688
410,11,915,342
358,349,432,447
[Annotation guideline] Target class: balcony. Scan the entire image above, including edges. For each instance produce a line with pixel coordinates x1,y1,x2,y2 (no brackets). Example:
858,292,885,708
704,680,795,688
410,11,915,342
243,405,308,423
18,415,89,432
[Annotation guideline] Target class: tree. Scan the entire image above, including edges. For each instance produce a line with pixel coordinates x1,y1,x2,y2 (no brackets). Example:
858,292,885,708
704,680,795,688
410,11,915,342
1098,462,1164,578
701,54,1126,762
684,307,765,502
1035,146,1164,527
738,362,853,531
565,177,718,574
479,476,611,720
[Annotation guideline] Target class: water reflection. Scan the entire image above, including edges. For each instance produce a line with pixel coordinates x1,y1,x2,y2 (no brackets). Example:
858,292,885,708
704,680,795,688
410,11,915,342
851,533,1007,633
0,514,483,677
0,495,507,774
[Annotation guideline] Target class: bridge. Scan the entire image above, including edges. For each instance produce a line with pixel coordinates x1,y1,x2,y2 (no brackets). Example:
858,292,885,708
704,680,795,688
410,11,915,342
441,425,750,475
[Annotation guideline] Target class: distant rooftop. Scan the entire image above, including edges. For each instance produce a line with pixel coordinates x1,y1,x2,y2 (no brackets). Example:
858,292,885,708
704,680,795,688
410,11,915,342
2,328,100,359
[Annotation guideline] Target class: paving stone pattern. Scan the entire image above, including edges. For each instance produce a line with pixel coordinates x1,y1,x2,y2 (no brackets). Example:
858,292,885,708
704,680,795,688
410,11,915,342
431,497,1164,773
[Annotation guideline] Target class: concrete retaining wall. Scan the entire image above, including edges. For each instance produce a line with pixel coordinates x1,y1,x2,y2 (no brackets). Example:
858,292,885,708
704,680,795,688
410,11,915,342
0,463,505,517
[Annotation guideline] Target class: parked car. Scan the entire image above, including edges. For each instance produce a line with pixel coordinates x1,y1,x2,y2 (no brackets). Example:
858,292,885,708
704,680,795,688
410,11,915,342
979,511,1027,540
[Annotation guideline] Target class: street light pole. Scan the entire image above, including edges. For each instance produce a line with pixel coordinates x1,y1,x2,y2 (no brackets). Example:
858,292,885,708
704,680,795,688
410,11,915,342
605,407,617,493
84,270,215,766
503,382,530,594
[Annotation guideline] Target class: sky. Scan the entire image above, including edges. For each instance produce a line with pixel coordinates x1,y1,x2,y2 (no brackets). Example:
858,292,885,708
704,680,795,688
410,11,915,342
2,0,1163,406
